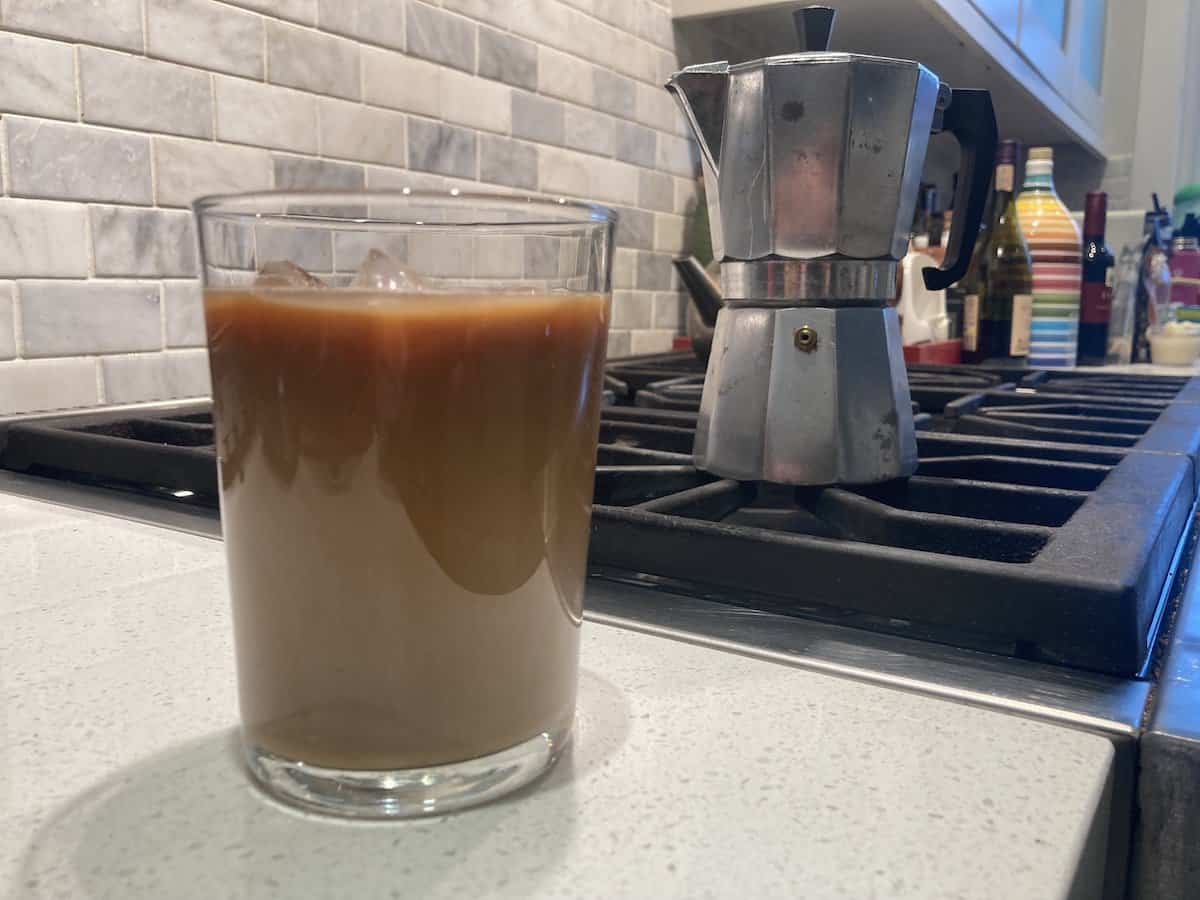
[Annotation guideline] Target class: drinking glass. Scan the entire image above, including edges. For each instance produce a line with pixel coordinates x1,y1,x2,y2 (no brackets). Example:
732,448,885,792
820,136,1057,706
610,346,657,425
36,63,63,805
193,191,614,817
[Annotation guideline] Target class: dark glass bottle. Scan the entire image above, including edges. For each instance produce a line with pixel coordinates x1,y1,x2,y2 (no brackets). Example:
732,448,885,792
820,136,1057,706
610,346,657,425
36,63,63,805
1077,192,1115,365
962,140,1034,362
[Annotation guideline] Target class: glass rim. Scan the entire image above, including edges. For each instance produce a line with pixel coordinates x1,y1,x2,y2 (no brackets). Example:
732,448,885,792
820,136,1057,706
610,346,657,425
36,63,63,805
192,189,617,228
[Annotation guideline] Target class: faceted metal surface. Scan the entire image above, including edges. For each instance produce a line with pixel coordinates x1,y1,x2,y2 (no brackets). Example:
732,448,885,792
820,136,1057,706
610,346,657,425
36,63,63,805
668,53,941,265
693,306,917,484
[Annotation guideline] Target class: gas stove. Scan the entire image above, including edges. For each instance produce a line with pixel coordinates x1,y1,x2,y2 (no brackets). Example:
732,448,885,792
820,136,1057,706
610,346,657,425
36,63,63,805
1,354,1199,898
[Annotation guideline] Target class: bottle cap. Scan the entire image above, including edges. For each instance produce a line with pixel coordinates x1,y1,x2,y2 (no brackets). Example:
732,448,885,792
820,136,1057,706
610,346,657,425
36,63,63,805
1028,147,1053,161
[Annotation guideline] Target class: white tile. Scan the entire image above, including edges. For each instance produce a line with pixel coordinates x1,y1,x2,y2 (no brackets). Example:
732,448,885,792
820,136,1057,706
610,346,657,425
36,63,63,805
657,132,698,178
0,32,77,121
214,77,319,154
222,0,316,25
653,212,686,254
630,328,675,354
612,247,636,289
6,117,153,205
442,0,510,29
317,0,405,52
147,0,264,79
266,19,360,101
0,358,99,414
80,47,213,140
0,199,89,278
19,280,162,357
439,67,510,135
406,1,476,73
153,138,273,209
101,350,211,403
318,99,406,167
674,175,699,216
90,207,198,278
606,328,631,358
652,291,683,330
362,47,440,118
2,0,142,52
0,284,15,360
537,47,592,107
163,281,205,347
538,146,592,199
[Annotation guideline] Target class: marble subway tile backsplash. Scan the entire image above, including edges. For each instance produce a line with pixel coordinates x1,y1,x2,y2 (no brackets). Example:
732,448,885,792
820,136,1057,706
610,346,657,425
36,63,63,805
0,0,699,415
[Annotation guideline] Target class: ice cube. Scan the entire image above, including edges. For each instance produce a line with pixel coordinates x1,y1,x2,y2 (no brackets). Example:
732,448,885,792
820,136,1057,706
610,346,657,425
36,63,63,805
255,260,326,288
351,249,428,292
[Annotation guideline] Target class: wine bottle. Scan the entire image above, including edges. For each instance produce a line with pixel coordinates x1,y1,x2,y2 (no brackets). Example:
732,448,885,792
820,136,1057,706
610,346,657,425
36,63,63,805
1016,147,1083,368
964,140,1034,362
1077,191,1115,365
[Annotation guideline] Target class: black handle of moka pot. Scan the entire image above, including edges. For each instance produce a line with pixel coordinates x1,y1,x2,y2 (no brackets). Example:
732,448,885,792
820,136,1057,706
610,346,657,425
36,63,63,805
922,89,998,292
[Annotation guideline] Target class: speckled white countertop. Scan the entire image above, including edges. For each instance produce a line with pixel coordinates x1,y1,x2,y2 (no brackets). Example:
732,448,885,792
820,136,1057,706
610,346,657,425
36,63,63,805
0,492,1115,900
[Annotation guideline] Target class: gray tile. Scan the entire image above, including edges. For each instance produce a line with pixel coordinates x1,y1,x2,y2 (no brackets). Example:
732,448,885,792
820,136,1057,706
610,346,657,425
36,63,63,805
635,79,679,132
652,290,683,329
332,231,409,274
20,280,162,357
0,357,99,414
223,0,316,25
593,68,636,118
362,47,440,117
636,0,674,48
273,155,365,191
91,206,199,277
0,199,89,278
474,234,524,279
267,20,360,101
102,349,211,403
197,218,256,270
0,32,77,121
657,132,699,178
614,205,653,250
616,121,656,168
407,1,476,73
479,27,537,91
443,0,510,28
564,107,614,157
509,0,577,54
636,250,672,290
213,77,319,153
512,92,564,145
364,167,445,191
3,0,142,51
318,98,406,166
0,284,15,359
80,48,212,140
638,170,673,213
254,223,334,272
654,212,686,254
163,280,206,347
610,290,651,329
317,0,405,51
147,0,264,79
537,146,591,198
606,328,631,359
407,119,476,179
479,135,537,190
154,138,273,208
6,117,153,205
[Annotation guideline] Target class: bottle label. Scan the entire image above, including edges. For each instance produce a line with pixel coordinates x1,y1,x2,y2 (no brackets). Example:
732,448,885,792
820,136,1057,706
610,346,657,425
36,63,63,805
1081,281,1112,324
963,294,980,352
1010,294,1033,356
995,164,1015,193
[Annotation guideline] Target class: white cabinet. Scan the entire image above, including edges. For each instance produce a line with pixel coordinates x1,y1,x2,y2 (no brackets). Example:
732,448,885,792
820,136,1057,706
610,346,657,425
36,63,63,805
1019,0,1073,91
970,0,1020,41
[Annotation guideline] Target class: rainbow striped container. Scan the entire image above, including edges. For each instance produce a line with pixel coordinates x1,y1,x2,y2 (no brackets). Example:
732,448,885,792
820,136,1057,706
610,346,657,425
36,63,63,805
1016,148,1082,368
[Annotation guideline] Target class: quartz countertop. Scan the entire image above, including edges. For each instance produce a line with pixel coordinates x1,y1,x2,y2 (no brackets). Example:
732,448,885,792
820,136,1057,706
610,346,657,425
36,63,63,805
0,492,1116,900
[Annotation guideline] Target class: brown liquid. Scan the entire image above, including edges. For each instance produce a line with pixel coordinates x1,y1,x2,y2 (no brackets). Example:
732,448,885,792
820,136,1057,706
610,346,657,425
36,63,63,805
205,288,609,770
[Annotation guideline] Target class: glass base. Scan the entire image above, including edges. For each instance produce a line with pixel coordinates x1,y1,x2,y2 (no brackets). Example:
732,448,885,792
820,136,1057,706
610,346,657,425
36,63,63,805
245,726,570,819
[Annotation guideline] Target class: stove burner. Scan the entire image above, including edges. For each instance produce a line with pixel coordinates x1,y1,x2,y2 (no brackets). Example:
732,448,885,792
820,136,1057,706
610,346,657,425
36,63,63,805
2,355,1198,676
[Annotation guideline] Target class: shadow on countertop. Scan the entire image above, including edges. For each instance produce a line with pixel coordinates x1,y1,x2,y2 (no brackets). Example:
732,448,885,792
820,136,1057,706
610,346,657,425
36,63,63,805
16,668,631,900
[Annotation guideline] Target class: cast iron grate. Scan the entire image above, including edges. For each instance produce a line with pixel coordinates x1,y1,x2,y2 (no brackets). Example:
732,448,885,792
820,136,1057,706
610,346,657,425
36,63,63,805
2,355,1198,675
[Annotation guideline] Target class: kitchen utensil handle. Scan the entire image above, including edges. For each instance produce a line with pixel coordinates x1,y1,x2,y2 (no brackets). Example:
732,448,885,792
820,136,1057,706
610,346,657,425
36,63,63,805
922,89,997,292
793,6,836,52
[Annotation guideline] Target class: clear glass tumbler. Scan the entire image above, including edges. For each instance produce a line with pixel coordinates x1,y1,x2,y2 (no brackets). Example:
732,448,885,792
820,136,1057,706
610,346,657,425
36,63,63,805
192,191,614,818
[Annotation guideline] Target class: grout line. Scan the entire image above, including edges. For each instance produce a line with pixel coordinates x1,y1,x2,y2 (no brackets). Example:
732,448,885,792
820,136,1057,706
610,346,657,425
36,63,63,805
73,45,83,123
140,0,149,55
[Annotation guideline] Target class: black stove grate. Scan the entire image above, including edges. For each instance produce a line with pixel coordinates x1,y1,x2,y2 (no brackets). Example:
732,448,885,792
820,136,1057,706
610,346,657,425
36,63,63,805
2,354,1197,676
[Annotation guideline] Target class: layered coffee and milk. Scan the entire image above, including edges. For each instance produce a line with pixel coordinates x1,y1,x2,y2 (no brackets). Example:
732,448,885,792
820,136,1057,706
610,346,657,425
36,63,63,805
205,278,608,770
